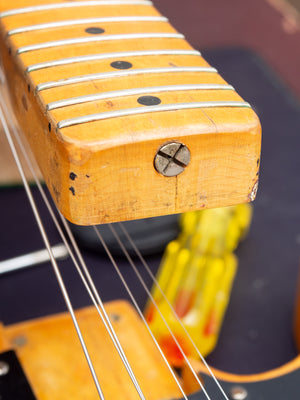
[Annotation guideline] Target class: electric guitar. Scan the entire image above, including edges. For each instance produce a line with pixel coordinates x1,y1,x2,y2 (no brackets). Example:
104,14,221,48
1,1,295,399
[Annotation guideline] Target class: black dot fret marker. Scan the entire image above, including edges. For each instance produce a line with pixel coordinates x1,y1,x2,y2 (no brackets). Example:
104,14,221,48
111,61,133,70
137,96,161,106
85,27,105,35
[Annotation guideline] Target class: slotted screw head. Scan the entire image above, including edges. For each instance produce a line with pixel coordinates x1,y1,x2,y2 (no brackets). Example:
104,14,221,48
154,142,190,177
230,386,248,400
0,361,9,376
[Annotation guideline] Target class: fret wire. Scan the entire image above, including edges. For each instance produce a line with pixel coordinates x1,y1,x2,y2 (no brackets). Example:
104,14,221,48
26,50,201,73
47,84,234,111
0,1,153,18
119,222,231,400
106,224,214,400
27,50,201,73
94,226,189,400
1,98,148,400
36,67,217,91
17,33,185,54
57,101,251,129
0,101,106,400
8,17,168,36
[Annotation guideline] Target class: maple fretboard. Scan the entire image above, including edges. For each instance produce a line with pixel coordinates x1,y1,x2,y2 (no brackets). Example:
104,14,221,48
0,0,261,225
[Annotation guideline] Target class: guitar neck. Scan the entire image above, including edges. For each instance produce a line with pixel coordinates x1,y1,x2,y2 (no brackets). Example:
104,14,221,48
0,0,261,225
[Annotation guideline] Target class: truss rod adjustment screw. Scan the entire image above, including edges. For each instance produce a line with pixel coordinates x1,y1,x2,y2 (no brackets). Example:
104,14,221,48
154,142,190,177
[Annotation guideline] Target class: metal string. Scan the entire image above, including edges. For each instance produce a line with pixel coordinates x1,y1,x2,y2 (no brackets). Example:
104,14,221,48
2,76,224,400
93,226,189,400
59,215,187,399
0,104,106,400
106,224,213,400
0,92,187,400
1,101,148,400
118,222,230,400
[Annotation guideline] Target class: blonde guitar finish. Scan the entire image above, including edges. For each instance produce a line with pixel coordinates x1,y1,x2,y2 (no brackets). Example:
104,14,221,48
0,0,261,225
0,301,184,400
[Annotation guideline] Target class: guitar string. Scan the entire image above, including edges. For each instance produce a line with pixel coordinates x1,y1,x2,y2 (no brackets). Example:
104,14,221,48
2,80,219,400
2,3,227,399
104,223,214,400
118,222,230,400
0,93,187,400
2,81,221,400
0,104,106,400
94,226,202,400
61,217,188,400
3,90,221,400
1,103,149,400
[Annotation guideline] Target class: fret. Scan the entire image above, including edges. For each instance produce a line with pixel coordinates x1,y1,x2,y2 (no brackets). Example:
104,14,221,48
8,17,168,36
17,33,185,55
40,75,230,106
57,101,251,129
47,84,234,111
27,50,201,73
0,1,153,18
0,0,261,225
36,67,218,92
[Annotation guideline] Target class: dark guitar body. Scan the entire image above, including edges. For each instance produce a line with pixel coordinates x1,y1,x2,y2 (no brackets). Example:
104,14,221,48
193,368,300,399
203,48,300,375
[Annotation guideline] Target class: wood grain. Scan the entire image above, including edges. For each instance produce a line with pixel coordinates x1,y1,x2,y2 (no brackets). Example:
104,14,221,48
0,0,261,224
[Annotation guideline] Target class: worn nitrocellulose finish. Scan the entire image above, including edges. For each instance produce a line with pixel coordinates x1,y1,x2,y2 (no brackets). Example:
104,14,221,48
0,0,261,225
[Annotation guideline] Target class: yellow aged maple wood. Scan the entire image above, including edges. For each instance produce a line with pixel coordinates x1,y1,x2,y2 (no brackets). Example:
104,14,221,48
0,0,261,225
0,301,185,400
